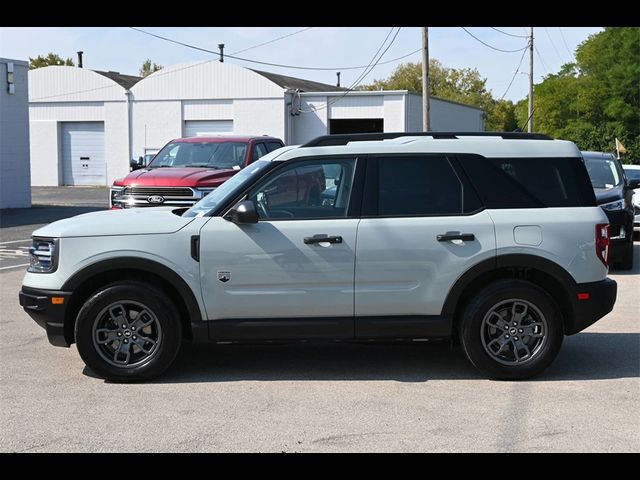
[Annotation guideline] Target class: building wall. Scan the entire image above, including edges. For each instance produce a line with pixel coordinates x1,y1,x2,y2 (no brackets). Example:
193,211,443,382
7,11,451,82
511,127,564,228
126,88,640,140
233,98,284,139
0,58,31,208
406,94,485,132
292,96,328,145
29,121,59,186
131,101,183,158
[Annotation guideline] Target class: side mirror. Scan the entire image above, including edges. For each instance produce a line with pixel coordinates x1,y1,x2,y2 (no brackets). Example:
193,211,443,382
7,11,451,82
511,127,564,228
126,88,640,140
225,200,259,224
130,157,145,171
628,178,640,189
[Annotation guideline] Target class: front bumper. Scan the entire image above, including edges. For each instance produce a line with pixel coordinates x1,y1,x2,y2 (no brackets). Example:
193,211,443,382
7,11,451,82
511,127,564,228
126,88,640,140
566,278,617,335
19,287,72,347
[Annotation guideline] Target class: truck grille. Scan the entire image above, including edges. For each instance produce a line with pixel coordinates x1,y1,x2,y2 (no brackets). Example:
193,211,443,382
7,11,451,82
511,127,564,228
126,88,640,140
116,186,199,208
126,187,194,197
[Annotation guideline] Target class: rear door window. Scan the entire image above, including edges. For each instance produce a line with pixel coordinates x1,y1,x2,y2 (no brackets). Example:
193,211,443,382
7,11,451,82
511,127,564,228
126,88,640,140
457,155,596,208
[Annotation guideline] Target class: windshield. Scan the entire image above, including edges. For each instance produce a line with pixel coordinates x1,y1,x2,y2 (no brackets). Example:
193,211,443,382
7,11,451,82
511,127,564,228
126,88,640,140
623,168,640,182
584,156,623,189
183,160,273,217
148,141,248,169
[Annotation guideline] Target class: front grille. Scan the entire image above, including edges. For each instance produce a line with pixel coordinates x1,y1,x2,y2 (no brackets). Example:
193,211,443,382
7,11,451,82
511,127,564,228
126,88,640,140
115,186,199,208
126,187,194,197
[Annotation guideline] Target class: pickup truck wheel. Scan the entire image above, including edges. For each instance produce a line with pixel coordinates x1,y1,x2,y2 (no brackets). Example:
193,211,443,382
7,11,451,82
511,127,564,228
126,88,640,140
459,280,563,380
75,282,182,382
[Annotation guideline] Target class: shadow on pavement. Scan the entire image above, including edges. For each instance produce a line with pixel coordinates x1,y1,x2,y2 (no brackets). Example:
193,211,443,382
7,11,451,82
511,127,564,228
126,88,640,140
0,206,103,228
98,332,638,384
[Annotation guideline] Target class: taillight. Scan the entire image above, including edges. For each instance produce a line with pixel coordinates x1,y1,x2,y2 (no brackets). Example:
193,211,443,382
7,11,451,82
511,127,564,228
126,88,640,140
595,223,610,267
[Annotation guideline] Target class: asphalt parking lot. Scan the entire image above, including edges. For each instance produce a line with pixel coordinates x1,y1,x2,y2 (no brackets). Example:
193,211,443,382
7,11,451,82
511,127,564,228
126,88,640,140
0,188,638,452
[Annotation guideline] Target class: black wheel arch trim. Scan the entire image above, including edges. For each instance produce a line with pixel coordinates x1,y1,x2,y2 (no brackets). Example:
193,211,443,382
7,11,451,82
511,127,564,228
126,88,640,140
441,254,577,318
61,257,205,336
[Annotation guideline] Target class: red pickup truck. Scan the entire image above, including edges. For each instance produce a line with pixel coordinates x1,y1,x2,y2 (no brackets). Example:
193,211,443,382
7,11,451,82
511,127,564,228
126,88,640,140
110,136,284,209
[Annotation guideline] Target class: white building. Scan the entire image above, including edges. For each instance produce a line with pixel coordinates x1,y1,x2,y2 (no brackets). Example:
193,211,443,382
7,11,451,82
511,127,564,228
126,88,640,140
1,58,31,208
28,61,484,186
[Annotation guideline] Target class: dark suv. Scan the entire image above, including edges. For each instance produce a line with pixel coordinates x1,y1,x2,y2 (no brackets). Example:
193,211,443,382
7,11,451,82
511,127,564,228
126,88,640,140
582,151,638,270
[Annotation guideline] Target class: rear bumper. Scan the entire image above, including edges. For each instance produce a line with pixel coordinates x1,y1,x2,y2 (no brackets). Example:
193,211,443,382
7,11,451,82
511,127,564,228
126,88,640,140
566,278,617,335
19,287,72,347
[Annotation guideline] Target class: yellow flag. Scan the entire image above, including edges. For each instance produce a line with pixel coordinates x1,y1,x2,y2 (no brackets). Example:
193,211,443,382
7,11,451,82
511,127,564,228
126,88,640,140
615,138,627,154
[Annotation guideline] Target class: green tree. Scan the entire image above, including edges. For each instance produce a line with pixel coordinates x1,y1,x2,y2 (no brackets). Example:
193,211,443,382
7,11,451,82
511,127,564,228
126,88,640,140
516,27,640,163
29,53,74,69
140,59,163,77
361,60,517,131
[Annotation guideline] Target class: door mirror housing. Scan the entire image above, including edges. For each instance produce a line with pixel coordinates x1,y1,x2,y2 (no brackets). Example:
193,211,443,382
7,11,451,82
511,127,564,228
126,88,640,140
225,200,259,224
130,157,145,171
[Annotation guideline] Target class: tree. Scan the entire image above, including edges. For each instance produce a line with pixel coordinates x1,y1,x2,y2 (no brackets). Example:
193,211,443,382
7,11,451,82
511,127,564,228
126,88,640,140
361,60,517,131
140,59,163,77
29,53,74,69
515,27,640,163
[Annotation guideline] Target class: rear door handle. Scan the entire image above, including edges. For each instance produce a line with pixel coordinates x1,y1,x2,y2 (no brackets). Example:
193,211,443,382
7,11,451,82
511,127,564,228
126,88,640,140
437,233,475,242
304,234,343,245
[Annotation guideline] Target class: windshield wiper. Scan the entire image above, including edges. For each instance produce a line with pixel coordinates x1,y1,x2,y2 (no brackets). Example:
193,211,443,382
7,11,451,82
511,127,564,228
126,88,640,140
185,164,222,169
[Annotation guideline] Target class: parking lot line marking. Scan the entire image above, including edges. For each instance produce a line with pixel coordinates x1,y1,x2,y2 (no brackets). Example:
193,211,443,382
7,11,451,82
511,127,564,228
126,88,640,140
0,263,29,271
0,239,31,245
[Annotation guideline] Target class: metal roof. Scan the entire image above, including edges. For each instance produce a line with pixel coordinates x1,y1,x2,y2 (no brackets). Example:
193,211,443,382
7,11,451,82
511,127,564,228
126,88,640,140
93,70,142,90
251,69,345,92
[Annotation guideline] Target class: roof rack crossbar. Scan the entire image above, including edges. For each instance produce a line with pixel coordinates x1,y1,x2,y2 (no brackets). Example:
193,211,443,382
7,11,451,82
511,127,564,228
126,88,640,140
301,131,552,147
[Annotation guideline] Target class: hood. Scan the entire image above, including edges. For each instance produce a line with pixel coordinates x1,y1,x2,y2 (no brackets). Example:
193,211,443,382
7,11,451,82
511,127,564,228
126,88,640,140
33,207,195,238
594,185,624,205
116,167,238,187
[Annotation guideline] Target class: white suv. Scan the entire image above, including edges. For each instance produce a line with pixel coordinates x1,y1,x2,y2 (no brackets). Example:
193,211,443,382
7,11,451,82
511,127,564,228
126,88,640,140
19,132,617,382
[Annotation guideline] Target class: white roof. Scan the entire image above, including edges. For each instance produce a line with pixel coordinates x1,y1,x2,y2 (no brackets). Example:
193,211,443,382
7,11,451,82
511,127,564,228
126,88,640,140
270,136,581,161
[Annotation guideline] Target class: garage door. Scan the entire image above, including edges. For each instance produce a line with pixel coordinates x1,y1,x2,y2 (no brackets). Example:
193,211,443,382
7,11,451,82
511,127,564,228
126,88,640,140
184,120,233,137
61,122,105,185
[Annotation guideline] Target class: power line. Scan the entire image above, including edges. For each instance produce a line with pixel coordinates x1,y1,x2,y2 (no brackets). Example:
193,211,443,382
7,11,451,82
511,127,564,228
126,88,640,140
229,27,313,55
490,27,529,39
558,28,574,60
298,27,403,114
544,27,566,63
534,45,550,76
461,27,528,53
130,26,418,72
499,45,529,100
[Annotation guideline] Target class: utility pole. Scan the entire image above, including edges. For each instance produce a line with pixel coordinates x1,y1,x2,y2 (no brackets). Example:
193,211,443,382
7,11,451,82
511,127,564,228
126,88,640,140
528,27,534,133
422,27,430,131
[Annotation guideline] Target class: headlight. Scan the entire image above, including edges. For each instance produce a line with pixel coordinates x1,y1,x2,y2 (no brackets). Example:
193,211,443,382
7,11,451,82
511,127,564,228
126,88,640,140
28,238,59,273
194,187,216,199
600,199,624,211
110,186,125,208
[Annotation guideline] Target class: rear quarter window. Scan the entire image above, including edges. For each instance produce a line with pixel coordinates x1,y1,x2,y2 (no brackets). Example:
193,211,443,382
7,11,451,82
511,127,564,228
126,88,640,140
458,155,597,208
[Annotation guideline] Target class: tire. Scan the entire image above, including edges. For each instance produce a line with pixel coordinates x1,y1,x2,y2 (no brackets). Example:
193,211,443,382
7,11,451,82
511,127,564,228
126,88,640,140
615,235,634,270
75,281,182,382
459,280,564,380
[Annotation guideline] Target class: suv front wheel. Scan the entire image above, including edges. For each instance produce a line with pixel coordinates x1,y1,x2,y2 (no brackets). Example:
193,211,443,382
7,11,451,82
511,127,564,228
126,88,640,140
75,281,182,382
459,280,564,380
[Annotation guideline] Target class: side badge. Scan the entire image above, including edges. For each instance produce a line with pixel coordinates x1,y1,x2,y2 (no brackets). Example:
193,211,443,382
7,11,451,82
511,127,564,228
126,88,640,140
218,271,231,283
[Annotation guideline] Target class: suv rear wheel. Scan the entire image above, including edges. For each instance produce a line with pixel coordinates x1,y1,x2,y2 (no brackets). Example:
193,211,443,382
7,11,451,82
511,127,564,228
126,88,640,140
459,280,563,380
75,281,182,382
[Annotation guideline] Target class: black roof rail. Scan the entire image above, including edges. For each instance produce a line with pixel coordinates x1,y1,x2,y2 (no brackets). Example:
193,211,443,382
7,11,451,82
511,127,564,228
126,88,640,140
301,131,553,147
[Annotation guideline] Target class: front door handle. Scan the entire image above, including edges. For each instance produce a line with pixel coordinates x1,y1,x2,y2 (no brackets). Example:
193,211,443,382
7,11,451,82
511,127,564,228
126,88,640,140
304,234,343,245
437,233,475,242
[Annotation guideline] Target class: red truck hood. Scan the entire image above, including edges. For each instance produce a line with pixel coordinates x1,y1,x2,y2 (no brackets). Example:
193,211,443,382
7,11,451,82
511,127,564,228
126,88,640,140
114,167,237,187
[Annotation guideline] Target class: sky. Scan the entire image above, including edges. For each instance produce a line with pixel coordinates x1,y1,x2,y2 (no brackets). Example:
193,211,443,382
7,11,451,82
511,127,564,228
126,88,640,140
0,26,602,103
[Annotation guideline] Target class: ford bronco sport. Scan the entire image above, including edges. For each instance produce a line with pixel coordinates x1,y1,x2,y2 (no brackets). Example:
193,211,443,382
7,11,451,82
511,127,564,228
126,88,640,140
20,132,617,382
